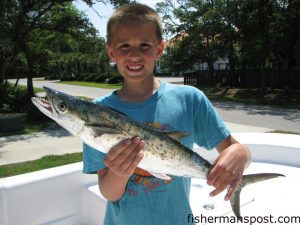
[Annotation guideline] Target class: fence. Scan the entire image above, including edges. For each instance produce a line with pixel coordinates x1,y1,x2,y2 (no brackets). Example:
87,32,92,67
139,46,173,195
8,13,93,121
184,69,300,89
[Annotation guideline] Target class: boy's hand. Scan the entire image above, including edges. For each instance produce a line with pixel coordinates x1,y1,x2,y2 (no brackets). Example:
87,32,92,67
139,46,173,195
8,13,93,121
207,143,248,200
104,137,145,178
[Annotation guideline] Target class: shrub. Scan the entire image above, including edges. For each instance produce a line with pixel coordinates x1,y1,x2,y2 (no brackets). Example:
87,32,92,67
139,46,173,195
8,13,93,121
107,75,123,84
95,74,110,83
0,83,30,113
0,83,51,121
82,73,97,82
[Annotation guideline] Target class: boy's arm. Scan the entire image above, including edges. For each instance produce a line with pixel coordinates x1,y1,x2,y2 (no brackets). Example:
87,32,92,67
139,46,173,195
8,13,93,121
97,137,144,202
207,135,251,200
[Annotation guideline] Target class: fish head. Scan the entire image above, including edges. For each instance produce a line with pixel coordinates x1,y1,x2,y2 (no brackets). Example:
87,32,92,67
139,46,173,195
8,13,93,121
31,86,86,135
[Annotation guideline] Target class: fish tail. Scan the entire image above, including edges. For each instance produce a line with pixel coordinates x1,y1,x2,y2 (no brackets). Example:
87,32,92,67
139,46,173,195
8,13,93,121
230,173,285,220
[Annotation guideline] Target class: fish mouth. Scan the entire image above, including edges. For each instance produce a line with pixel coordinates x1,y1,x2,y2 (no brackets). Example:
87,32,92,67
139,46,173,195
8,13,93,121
31,86,62,120
31,96,55,120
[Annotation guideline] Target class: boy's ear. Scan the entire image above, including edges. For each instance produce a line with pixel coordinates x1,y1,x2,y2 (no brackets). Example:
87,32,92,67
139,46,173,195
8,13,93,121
156,42,165,60
106,44,116,62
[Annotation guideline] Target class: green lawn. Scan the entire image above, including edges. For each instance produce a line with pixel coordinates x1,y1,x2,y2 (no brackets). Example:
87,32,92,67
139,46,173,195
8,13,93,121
0,153,82,178
58,81,122,89
34,87,45,93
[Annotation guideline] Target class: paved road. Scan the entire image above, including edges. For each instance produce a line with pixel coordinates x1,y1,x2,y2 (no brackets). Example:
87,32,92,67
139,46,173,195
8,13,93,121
213,101,300,133
11,78,300,133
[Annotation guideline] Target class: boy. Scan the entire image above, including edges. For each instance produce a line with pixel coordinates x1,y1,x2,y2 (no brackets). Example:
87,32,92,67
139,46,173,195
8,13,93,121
83,3,250,225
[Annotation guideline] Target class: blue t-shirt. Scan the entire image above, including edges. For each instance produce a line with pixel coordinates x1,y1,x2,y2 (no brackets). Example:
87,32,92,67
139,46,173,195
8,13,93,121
83,82,230,225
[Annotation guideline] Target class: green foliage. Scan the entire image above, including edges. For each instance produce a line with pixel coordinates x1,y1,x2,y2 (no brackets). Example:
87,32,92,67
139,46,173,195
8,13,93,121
0,0,131,97
107,74,123,84
157,0,299,88
0,83,30,113
0,83,48,121
26,3,110,82
95,74,110,83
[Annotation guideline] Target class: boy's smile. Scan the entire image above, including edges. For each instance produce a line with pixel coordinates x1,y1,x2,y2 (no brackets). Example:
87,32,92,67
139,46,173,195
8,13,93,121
106,21,164,84
126,63,144,72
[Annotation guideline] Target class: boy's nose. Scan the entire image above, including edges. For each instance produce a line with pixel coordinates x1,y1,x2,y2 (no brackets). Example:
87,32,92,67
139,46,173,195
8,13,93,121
128,47,142,59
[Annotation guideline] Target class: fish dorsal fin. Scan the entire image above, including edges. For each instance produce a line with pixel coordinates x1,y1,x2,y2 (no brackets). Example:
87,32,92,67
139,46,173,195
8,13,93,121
163,131,190,142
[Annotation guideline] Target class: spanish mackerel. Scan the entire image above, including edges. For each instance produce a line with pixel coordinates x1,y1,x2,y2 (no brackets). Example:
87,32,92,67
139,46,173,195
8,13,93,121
31,86,284,219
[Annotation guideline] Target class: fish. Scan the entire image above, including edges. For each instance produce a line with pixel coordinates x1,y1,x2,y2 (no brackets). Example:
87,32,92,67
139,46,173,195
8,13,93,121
31,86,284,219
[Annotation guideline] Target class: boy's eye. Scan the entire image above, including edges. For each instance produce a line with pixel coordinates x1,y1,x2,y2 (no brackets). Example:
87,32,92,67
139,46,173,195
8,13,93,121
140,43,151,50
119,44,130,50
117,43,152,52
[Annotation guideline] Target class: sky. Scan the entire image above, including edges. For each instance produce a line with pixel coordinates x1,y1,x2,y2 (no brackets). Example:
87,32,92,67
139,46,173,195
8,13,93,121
73,0,160,38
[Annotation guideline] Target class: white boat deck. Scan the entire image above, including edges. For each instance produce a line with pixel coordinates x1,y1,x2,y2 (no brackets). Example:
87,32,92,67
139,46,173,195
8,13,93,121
1,133,299,225
190,163,299,222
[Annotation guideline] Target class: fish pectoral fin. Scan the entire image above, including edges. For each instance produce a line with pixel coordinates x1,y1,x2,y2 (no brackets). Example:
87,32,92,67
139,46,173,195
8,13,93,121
163,131,190,142
147,171,172,180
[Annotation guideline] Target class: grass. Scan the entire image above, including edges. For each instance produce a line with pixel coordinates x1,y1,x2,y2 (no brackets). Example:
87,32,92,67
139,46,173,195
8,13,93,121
16,84,45,93
34,87,45,93
34,78,46,81
0,153,82,178
58,81,122,89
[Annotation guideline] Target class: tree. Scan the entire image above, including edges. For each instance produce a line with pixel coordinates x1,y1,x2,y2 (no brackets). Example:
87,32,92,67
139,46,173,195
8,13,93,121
27,3,108,81
233,0,299,89
0,0,134,98
157,0,231,74
157,0,299,88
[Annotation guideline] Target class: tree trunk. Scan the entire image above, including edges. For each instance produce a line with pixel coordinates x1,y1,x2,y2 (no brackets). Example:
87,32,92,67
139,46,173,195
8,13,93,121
260,61,267,92
207,57,214,85
228,43,236,87
14,77,19,87
23,44,35,97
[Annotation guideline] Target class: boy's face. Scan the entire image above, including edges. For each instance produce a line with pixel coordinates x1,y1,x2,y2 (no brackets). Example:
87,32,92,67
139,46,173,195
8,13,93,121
106,22,164,84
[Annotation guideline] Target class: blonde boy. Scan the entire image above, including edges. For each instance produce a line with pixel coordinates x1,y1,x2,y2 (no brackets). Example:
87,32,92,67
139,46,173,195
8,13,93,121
83,3,250,225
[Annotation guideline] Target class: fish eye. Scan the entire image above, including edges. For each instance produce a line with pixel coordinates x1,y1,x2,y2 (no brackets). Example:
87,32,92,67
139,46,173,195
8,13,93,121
57,102,67,112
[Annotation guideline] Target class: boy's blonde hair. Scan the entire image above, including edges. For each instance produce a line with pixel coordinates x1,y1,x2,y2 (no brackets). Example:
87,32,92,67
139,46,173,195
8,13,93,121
106,3,163,45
